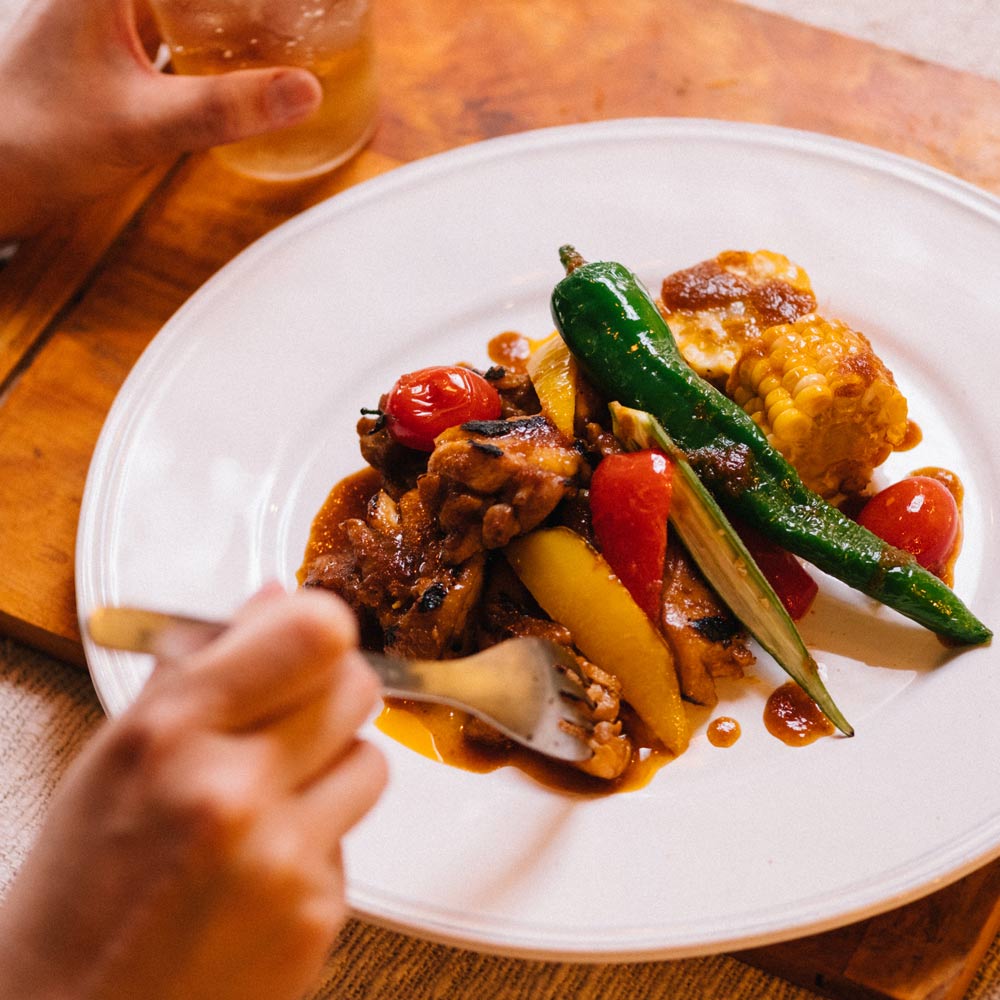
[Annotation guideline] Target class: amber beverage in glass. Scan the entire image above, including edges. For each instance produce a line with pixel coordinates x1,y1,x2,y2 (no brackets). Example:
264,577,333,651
150,0,377,181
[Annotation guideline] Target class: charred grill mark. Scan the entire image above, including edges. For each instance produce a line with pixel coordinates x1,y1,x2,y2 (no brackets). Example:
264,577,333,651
471,441,504,457
459,418,511,437
483,365,507,380
687,441,757,496
417,582,447,612
460,414,549,437
691,615,740,643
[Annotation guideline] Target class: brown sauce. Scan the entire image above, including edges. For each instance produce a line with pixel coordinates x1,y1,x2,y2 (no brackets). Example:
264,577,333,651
706,716,741,747
763,682,834,746
297,466,380,581
897,419,923,452
912,465,963,507
376,698,672,795
487,331,532,371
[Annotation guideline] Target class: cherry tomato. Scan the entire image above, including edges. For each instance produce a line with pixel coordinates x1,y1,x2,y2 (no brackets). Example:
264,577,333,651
590,449,674,622
384,366,503,451
857,476,959,574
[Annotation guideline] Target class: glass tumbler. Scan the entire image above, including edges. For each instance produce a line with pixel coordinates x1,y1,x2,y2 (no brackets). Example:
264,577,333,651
149,0,378,181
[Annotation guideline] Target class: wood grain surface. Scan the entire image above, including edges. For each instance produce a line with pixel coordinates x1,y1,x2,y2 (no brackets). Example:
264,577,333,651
1,1,999,997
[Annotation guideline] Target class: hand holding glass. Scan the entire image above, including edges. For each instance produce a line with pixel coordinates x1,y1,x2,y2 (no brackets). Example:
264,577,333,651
149,0,378,180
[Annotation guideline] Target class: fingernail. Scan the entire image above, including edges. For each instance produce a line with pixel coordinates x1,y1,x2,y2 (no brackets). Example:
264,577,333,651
267,70,322,126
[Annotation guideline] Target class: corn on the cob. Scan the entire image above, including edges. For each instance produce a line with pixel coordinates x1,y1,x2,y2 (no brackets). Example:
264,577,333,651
727,315,909,499
659,250,816,385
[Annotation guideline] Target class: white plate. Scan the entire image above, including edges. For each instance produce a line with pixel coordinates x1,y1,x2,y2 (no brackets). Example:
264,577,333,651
77,118,1000,961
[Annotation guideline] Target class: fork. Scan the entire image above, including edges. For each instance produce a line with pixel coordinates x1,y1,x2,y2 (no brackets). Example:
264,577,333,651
85,606,595,763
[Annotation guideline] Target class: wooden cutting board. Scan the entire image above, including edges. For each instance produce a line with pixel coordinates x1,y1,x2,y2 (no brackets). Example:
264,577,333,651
1,1,999,996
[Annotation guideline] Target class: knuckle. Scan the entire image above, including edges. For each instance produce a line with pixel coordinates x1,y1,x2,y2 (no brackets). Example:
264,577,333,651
102,709,262,855
186,84,247,146
173,768,260,852
104,699,187,777
121,76,252,158
277,595,355,665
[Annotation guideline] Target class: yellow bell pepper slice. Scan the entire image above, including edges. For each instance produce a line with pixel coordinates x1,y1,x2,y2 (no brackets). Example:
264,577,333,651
525,332,578,438
504,525,689,756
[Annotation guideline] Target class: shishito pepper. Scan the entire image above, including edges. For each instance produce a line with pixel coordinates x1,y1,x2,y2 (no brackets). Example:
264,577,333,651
551,247,991,646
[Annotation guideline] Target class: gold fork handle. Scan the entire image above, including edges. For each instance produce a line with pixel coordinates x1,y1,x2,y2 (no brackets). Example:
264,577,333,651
86,607,226,657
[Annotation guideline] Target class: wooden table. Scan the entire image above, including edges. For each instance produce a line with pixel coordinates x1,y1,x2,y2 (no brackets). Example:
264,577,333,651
2,1,999,996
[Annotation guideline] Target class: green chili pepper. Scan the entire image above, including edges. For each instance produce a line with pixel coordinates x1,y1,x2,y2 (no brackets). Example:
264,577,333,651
551,247,991,646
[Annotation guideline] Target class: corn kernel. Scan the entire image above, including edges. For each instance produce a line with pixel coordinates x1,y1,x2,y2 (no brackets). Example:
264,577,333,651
772,406,812,443
795,380,833,417
764,386,790,414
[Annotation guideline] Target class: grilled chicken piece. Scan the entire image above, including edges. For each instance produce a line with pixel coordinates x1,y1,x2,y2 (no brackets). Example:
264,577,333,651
356,414,427,499
426,414,584,562
565,718,633,781
485,366,542,418
659,535,755,706
309,407,584,661
562,653,632,780
354,366,540,498
302,486,486,660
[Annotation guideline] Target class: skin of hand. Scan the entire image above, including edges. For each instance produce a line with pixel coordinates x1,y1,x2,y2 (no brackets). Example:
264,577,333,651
0,586,388,1000
0,0,323,239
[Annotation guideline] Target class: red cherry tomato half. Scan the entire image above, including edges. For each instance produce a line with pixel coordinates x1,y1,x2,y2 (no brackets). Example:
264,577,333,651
384,366,503,451
857,476,959,574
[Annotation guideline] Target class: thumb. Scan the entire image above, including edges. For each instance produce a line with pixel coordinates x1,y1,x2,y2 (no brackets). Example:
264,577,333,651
138,65,322,155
